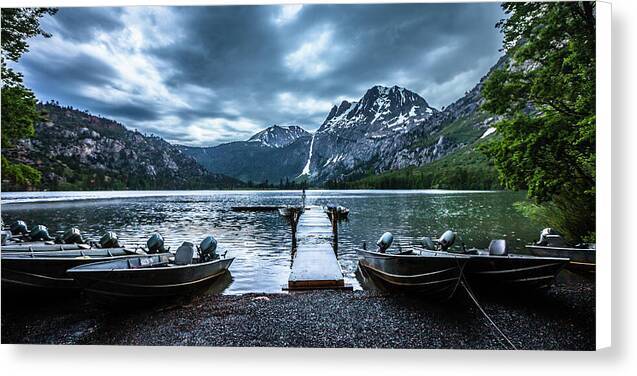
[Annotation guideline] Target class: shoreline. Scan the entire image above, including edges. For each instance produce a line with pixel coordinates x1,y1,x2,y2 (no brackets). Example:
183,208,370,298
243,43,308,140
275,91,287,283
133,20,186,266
0,188,511,207
1,272,594,350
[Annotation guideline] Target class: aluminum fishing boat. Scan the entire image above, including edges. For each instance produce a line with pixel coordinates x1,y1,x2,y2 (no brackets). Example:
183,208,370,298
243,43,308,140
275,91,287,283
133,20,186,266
415,231,569,292
278,206,294,217
1,222,122,253
356,232,468,298
324,205,349,220
67,236,234,301
1,247,145,291
525,228,595,272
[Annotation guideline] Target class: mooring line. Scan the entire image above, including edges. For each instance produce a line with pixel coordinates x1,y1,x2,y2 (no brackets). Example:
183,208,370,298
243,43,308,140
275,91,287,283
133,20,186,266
460,277,518,350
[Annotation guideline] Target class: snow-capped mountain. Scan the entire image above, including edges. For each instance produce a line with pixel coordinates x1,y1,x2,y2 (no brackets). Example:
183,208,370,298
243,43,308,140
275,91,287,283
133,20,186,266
247,125,310,148
300,85,441,181
343,58,508,179
319,85,438,135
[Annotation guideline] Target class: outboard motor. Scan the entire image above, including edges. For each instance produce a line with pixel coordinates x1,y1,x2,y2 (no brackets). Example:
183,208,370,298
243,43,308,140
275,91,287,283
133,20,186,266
146,233,166,254
421,236,436,251
537,228,557,245
30,225,53,241
1,230,11,246
438,230,456,252
10,220,29,236
60,227,83,244
537,227,565,247
199,235,218,262
99,231,120,248
376,232,394,253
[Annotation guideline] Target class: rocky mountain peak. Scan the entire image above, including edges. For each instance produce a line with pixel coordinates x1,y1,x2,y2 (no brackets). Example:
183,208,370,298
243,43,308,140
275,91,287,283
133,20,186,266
359,85,432,113
318,85,438,133
248,124,310,148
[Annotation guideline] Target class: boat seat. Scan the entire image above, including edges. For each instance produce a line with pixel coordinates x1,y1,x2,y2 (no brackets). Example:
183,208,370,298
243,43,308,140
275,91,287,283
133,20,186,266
174,242,195,265
488,239,509,256
465,248,488,256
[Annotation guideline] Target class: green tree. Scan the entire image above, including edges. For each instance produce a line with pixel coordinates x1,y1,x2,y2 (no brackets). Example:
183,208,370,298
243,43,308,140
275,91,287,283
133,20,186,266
1,86,39,147
1,8,57,88
481,2,596,242
1,7,57,189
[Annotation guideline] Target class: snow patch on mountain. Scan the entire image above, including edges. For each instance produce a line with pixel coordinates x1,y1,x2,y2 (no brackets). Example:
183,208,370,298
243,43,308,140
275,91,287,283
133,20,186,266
480,127,496,139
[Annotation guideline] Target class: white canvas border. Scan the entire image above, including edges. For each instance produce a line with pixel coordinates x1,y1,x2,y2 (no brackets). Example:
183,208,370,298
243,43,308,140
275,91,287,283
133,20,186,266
0,0,618,373
595,0,611,350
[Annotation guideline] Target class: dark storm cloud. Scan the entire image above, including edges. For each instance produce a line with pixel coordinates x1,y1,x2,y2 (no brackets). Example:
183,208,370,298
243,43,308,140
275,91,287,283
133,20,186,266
21,51,119,89
47,7,126,42
15,3,505,146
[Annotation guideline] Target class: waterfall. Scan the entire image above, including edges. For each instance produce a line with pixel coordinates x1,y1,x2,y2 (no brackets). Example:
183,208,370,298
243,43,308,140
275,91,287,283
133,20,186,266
299,133,315,176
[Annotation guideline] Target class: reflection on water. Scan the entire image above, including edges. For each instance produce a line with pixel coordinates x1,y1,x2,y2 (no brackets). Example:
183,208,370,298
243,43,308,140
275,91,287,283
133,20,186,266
1,190,538,293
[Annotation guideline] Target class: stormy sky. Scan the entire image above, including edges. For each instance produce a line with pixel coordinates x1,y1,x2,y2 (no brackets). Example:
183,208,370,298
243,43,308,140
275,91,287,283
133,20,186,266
14,3,505,146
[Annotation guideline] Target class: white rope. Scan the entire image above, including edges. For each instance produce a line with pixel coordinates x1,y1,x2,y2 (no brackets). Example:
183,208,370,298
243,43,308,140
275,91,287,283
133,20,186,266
460,277,518,350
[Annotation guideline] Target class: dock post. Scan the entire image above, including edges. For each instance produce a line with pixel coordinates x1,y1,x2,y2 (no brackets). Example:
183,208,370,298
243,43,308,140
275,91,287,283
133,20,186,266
331,209,338,254
290,208,299,251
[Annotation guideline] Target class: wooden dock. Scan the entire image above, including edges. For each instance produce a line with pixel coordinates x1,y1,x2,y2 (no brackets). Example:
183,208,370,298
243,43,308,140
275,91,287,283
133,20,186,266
287,206,348,290
231,206,283,212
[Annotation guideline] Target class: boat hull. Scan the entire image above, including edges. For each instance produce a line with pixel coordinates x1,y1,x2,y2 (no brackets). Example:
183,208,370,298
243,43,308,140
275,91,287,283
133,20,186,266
463,254,569,292
1,249,140,291
67,255,234,301
356,249,467,299
525,245,595,273
1,242,88,252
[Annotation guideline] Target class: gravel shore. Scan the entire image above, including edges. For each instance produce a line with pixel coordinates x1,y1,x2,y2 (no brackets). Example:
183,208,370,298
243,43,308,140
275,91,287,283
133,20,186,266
1,271,594,350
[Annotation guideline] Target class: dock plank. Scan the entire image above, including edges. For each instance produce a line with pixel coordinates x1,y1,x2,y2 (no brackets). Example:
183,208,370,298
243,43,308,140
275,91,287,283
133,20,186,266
287,206,347,290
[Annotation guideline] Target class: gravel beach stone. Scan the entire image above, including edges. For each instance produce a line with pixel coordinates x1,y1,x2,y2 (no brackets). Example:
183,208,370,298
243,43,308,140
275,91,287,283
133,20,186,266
1,271,594,350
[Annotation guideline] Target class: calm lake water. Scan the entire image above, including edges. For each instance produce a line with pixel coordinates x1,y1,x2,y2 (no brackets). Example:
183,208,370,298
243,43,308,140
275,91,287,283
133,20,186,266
1,190,539,294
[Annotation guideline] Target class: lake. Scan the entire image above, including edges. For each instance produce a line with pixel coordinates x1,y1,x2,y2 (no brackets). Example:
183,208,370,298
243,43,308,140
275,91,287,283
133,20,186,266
0,189,539,294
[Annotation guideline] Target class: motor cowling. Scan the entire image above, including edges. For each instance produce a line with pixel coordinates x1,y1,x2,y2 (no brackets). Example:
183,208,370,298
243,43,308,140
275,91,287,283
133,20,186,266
537,228,559,245
199,235,218,262
1,231,11,246
146,233,166,254
10,220,29,235
488,239,509,256
438,230,456,252
61,227,83,244
99,231,120,248
30,225,53,241
376,232,394,253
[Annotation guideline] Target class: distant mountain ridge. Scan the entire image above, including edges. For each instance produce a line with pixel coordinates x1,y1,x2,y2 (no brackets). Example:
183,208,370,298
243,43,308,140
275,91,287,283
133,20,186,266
1,103,242,191
179,124,312,184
